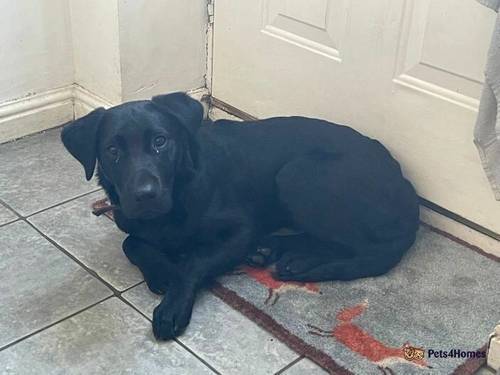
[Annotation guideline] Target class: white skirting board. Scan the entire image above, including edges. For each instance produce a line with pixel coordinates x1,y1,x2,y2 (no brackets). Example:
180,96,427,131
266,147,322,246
0,86,73,144
0,84,113,144
0,85,208,144
73,84,115,119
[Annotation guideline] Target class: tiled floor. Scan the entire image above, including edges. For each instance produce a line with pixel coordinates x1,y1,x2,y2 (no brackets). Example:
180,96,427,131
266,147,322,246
0,127,306,374
0,127,494,375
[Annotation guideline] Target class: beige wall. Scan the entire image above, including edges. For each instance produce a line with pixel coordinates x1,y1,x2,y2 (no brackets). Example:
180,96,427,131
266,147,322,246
0,0,208,142
69,0,208,104
118,0,207,102
0,0,74,103
69,0,122,104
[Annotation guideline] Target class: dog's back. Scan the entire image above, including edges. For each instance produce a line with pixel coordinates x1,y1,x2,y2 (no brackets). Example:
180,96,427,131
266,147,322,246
197,116,418,242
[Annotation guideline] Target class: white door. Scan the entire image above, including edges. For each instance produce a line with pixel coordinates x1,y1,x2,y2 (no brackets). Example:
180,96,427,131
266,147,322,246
212,0,500,233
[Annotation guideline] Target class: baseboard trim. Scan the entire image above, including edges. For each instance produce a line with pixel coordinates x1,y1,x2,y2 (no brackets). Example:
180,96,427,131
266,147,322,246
210,97,257,121
0,85,211,144
72,85,209,120
420,198,500,242
0,86,74,144
0,84,116,144
73,84,115,119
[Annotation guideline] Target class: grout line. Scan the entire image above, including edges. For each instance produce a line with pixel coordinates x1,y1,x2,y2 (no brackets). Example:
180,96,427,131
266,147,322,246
118,288,222,375
25,219,122,296
0,296,113,353
25,188,103,218
0,187,103,223
173,338,222,375
0,199,16,213
0,198,22,228
121,280,146,293
274,356,305,374
0,217,21,229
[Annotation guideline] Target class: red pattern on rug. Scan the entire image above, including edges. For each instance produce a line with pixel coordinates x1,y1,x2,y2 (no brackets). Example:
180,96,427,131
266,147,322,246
239,266,319,305
308,301,429,368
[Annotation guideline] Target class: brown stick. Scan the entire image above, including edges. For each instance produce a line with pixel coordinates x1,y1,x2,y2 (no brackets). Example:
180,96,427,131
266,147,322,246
92,204,118,217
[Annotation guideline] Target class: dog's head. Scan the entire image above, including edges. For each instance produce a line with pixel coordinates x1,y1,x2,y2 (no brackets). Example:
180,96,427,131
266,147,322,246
61,92,203,220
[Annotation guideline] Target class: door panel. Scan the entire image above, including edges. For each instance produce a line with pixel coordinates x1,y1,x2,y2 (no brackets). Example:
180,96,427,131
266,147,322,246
394,0,494,107
212,0,499,233
263,0,347,60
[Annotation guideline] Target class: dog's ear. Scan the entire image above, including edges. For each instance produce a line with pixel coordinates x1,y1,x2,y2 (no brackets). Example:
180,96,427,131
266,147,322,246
151,92,204,135
61,108,105,181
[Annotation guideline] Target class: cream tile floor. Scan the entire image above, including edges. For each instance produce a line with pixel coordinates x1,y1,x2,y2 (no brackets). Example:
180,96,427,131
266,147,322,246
0,128,306,375
0,127,493,374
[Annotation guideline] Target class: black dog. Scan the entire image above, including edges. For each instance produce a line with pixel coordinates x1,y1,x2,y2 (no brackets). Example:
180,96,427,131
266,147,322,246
61,92,419,340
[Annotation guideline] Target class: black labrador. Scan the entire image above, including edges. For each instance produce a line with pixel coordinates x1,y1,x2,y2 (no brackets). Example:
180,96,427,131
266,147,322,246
61,92,419,340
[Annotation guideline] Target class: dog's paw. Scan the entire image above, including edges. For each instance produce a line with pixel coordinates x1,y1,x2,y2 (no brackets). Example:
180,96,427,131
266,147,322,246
152,298,194,340
245,246,280,267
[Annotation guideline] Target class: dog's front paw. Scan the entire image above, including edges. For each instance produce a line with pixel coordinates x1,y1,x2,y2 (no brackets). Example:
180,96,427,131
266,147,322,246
152,297,194,340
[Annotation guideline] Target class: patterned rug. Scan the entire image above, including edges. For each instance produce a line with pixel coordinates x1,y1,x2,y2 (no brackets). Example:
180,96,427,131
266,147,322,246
92,199,500,374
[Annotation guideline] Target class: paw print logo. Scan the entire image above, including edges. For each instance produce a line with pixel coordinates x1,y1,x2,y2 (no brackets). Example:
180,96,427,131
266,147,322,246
403,344,425,362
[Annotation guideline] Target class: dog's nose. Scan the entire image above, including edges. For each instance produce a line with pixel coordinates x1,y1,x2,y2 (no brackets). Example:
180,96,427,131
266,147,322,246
134,183,157,202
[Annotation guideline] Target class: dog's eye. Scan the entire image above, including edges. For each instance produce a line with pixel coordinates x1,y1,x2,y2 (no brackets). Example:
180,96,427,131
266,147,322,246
107,145,118,156
154,136,167,148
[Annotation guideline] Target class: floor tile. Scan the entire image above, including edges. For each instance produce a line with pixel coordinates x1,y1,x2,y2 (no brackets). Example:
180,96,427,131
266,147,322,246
29,191,141,291
0,203,17,226
282,358,328,375
0,298,214,375
123,283,299,375
0,221,111,349
0,128,98,216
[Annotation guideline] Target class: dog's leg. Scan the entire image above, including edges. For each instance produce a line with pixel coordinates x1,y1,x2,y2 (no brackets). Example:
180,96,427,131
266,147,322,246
273,236,413,282
152,224,253,340
122,236,177,295
246,232,354,268
272,155,418,282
